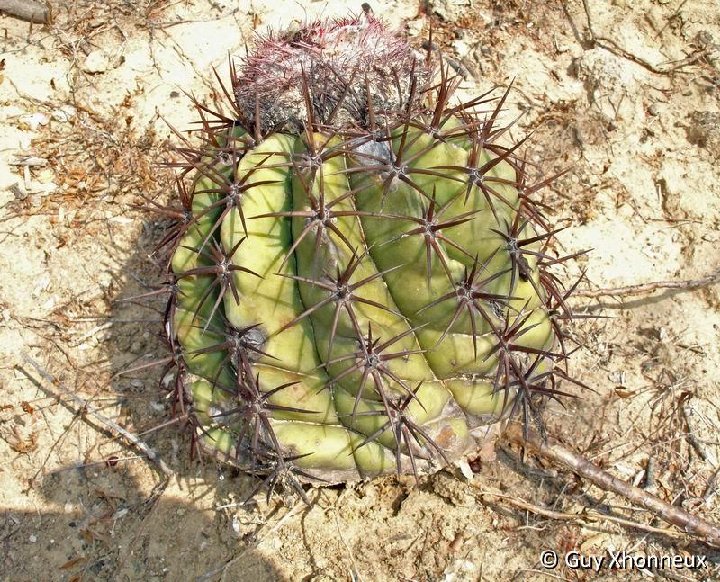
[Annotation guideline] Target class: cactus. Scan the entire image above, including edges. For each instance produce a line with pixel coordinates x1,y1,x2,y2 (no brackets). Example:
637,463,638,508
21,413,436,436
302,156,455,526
154,12,580,493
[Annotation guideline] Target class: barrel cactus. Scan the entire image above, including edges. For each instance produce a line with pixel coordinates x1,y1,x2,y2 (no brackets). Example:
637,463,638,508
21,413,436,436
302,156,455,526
155,12,578,495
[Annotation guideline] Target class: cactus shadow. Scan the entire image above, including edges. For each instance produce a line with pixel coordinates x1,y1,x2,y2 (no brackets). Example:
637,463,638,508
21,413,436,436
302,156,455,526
0,461,284,581
17,216,289,581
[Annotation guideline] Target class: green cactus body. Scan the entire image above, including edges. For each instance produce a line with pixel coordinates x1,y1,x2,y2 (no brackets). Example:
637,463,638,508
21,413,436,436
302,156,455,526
161,14,573,488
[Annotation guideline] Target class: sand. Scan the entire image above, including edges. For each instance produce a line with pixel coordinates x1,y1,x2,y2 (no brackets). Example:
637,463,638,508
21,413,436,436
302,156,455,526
1,1,719,580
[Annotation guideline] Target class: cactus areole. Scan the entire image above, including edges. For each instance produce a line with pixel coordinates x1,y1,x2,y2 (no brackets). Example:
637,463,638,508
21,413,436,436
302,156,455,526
159,13,579,494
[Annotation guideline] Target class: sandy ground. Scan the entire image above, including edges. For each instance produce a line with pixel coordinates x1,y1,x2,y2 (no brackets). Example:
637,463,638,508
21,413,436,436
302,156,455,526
1,0,720,580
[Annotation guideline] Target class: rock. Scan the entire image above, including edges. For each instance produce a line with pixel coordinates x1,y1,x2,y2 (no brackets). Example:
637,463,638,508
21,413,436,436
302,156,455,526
451,39,471,58
82,50,110,74
428,0,471,22
18,112,49,130
406,16,425,37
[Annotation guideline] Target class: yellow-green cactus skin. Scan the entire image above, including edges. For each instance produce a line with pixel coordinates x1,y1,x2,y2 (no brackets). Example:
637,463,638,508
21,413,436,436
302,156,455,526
158,13,577,491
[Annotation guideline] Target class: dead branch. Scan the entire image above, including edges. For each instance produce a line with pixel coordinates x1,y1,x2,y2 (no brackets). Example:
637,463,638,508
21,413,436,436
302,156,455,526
504,423,720,548
475,486,686,541
575,267,720,299
0,0,49,23
18,353,174,478
578,0,715,75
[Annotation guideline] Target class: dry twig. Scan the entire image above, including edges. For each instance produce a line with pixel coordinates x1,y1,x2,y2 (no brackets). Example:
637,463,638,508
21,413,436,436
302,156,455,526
579,0,715,75
475,486,686,541
17,352,174,478
575,268,720,299
0,0,49,23
504,423,720,548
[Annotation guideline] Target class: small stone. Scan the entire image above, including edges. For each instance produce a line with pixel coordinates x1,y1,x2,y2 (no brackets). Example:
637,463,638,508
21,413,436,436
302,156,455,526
406,17,425,37
19,112,49,130
51,105,76,122
150,401,165,412
429,0,471,22
451,39,470,58
83,50,110,74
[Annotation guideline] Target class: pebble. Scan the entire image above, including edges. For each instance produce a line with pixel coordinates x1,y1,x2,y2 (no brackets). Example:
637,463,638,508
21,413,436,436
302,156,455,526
429,0,470,22
451,39,471,58
83,50,110,74
406,17,425,37
19,112,49,130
